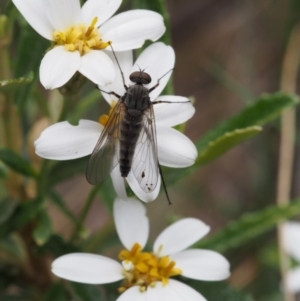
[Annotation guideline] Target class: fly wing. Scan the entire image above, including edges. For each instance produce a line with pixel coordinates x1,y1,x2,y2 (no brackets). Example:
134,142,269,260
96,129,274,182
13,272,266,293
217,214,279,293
131,105,159,193
86,100,125,185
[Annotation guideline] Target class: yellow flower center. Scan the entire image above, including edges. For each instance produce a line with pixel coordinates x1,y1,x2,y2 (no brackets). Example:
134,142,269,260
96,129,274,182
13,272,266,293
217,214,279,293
52,17,110,55
98,101,117,126
118,243,182,293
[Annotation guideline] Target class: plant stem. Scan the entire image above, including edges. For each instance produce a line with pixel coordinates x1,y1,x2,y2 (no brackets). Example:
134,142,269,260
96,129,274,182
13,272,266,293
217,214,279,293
70,185,101,242
276,23,300,301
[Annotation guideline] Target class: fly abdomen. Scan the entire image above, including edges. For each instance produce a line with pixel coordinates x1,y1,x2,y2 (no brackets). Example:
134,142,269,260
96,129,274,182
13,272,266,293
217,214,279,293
119,115,143,177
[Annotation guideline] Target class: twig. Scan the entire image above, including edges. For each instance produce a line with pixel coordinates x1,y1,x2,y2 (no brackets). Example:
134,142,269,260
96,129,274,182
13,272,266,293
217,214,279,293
276,23,300,301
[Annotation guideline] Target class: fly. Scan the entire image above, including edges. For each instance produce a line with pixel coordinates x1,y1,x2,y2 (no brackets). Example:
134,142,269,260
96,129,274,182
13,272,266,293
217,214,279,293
86,44,190,204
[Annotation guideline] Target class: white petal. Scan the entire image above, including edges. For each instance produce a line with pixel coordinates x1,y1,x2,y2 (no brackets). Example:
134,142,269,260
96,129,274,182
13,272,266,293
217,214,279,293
157,126,197,168
133,43,175,100
79,50,116,86
116,286,147,301
286,267,300,293
170,249,230,281
113,198,149,250
40,46,80,89
101,10,165,51
111,165,128,200
153,218,210,256
99,50,133,105
154,96,195,127
46,0,81,31
167,279,208,301
34,120,102,160
282,222,300,262
126,171,161,203
80,0,122,27
12,0,54,40
52,253,123,284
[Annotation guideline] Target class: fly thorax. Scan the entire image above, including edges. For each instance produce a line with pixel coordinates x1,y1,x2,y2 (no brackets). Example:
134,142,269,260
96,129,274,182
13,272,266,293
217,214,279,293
127,109,142,118
125,85,150,111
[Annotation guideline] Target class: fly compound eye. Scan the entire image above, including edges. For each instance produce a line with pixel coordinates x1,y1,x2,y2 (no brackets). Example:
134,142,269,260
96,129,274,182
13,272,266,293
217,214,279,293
129,71,152,84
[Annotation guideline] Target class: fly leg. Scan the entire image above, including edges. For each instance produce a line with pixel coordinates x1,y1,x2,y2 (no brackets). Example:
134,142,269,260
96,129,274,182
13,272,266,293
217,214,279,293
97,87,121,99
108,42,128,91
152,100,191,105
158,164,171,205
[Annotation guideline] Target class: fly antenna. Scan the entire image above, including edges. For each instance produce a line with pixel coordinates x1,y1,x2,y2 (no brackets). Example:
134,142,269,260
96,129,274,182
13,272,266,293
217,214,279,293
158,164,171,205
108,42,128,90
149,68,174,93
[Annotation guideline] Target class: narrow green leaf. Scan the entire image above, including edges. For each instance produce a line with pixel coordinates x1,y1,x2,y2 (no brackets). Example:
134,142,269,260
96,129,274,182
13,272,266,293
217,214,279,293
13,23,49,110
40,234,79,257
0,148,38,177
68,90,102,125
47,157,88,187
33,211,52,246
69,282,103,301
196,92,298,152
43,283,67,301
0,197,44,238
197,126,262,165
0,159,8,178
0,72,33,91
0,198,18,224
0,234,26,262
166,92,299,185
188,281,255,301
196,198,300,252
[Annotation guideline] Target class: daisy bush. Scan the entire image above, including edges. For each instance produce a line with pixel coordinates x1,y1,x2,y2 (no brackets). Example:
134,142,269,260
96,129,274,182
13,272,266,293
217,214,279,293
1,0,300,301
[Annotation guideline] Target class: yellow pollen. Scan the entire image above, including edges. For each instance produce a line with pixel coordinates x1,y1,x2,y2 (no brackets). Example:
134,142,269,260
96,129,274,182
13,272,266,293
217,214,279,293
52,17,110,56
98,101,117,126
118,243,182,293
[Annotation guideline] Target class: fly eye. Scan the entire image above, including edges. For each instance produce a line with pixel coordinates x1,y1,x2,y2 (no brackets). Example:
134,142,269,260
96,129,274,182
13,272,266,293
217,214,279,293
130,71,152,84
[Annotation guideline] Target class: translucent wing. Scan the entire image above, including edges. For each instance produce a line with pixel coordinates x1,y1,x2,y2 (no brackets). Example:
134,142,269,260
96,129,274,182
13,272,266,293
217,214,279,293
131,105,159,193
86,100,125,185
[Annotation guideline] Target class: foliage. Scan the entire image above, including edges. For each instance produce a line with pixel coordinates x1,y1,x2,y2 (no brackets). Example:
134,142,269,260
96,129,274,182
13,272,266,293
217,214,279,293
0,0,299,300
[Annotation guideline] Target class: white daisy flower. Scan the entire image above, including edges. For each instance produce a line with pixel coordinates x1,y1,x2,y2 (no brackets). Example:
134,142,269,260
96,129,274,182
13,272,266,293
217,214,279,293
34,42,197,202
52,198,230,301
282,222,300,293
12,0,166,89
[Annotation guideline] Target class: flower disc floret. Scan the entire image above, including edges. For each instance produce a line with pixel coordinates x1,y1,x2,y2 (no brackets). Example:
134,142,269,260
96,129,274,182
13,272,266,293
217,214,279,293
118,243,181,292
53,17,110,56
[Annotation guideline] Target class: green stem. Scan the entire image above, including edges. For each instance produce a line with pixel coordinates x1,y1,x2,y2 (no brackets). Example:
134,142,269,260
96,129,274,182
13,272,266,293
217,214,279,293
276,23,300,301
70,185,101,242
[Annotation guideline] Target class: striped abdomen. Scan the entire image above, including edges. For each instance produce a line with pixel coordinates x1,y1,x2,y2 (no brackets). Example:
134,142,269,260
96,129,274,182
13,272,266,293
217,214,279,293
119,112,143,177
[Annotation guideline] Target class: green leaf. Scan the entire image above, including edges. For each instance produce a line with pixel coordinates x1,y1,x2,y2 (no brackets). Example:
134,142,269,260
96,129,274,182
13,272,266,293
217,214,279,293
0,234,26,262
40,234,79,257
43,283,67,301
196,92,298,152
0,198,18,224
47,157,88,187
0,148,38,178
13,23,49,110
196,198,300,252
0,197,44,238
166,92,299,185
187,281,255,301
0,72,33,91
197,126,262,165
69,282,103,301
33,211,52,246
68,90,103,125
0,160,8,178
